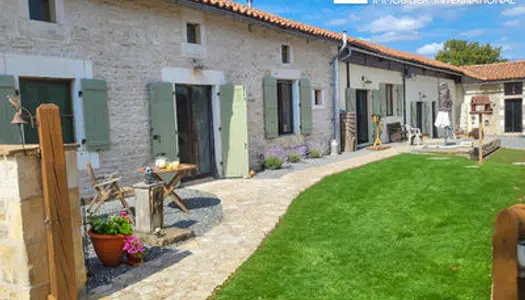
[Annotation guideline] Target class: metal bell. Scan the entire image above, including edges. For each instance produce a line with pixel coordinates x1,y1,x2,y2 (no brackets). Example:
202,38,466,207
11,110,27,125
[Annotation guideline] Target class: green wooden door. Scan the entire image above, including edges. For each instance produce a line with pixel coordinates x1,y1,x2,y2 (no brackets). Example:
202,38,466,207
0,75,20,144
148,83,178,161
19,79,74,144
220,84,249,178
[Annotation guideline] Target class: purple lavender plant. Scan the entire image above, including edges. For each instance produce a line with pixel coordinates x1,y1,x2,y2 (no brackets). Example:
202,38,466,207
306,140,326,158
263,145,288,161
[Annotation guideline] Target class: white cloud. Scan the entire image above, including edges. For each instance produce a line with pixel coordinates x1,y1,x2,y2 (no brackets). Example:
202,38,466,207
416,42,444,56
358,15,433,33
460,29,484,38
502,6,525,16
367,31,421,43
504,19,520,27
326,18,348,26
348,14,360,22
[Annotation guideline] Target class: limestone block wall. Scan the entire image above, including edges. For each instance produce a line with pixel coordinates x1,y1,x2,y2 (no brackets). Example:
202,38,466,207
0,147,86,299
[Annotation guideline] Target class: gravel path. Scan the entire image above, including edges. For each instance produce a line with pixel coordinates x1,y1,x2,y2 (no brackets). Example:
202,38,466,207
83,188,223,291
254,148,380,179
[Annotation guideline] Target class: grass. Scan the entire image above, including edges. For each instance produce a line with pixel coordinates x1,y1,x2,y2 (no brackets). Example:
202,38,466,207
488,147,525,164
212,153,525,300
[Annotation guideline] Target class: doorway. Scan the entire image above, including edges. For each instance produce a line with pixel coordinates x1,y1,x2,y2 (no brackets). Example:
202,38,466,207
432,101,438,138
356,89,369,144
416,102,423,133
19,78,74,144
175,85,215,179
505,98,523,133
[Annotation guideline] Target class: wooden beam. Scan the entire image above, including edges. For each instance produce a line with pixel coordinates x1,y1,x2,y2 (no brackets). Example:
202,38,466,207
37,104,77,300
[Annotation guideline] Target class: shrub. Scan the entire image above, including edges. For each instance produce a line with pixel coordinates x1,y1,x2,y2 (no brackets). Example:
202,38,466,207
288,153,301,163
309,150,321,159
263,145,287,162
264,156,283,170
288,145,307,163
88,212,133,235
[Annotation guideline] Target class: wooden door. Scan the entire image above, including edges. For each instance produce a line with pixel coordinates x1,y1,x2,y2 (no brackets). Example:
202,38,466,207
220,85,249,178
356,90,369,144
505,99,523,133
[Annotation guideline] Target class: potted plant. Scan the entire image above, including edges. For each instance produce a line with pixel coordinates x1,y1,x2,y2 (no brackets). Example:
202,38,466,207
88,212,133,267
123,236,147,266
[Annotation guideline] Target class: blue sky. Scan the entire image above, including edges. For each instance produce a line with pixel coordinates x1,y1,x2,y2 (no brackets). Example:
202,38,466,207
247,0,525,60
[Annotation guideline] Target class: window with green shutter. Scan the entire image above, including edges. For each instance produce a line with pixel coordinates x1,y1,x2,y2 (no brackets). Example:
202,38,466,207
299,78,312,135
396,84,404,117
81,79,111,151
0,75,20,144
345,88,356,113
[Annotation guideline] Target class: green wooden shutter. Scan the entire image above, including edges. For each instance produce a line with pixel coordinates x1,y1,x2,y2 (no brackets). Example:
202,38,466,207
220,84,249,178
371,89,380,115
299,78,313,135
148,82,178,160
263,75,278,138
345,88,356,112
423,102,430,135
81,79,111,151
410,102,417,126
379,83,387,117
0,75,20,144
396,84,404,117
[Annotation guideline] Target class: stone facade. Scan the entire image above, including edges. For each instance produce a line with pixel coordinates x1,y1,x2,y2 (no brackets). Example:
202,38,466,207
0,0,336,195
462,81,525,135
0,147,86,299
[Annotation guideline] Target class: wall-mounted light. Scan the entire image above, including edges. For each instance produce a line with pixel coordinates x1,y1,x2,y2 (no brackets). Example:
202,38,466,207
191,58,205,71
361,76,372,84
418,91,427,100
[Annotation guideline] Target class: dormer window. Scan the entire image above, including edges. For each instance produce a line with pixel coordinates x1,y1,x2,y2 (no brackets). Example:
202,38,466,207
281,45,291,64
28,0,55,22
186,23,201,44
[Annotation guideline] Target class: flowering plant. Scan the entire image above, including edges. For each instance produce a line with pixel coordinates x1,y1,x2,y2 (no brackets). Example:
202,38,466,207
306,141,326,158
263,145,287,170
288,145,307,163
123,236,146,258
88,212,133,235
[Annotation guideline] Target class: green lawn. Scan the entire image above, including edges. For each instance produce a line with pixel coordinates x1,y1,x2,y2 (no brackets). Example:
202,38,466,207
488,147,525,164
212,153,525,300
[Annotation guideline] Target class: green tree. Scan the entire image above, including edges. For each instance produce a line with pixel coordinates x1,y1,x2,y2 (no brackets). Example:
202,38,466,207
435,39,507,66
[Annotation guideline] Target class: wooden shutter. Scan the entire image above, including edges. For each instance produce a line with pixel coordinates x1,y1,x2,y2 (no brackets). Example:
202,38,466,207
81,79,111,151
263,75,278,138
299,78,313,135
148,82,178,160
345,88,356,112
220,84,249,178
371,89,381,115
379,83,387,116
396,84,404,117
410,102,417,126
423,102,430,134
0,75,20,144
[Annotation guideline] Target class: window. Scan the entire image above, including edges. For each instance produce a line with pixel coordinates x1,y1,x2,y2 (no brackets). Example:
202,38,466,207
277,80,294,135
186,23,201,44
281,45,291,64
314,89,323,106
385,84,394,116
28,0,54,22
505,82,523,96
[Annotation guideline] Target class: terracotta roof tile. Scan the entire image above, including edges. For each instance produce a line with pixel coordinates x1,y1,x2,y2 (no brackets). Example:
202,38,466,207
461,60,525,81
190,0,525,81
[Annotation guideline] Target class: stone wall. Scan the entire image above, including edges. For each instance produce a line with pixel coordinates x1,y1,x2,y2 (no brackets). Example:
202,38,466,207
0,0,336,194
0,148,86,299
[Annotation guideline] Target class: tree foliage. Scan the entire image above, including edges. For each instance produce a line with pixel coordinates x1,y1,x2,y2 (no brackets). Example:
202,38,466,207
435,39,507,66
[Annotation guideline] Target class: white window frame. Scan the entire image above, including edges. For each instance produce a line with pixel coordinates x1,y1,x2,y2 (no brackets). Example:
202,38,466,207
280,44,293,66
312,88,325,109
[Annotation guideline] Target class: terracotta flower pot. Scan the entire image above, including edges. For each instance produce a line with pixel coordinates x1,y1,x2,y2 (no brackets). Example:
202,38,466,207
88,230,128,267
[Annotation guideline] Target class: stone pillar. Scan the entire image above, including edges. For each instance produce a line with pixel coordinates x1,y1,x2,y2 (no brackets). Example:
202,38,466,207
132,182,164,233
0,145,86,299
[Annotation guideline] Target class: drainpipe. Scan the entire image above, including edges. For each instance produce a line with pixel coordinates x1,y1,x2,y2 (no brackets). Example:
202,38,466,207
330,30,350,156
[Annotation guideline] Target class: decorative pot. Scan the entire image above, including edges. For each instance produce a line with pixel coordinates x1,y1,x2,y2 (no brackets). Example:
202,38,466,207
126,253,144,266
88,230,127,267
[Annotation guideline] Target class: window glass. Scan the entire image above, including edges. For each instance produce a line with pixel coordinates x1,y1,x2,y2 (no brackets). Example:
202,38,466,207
28,0,52,22
277,80,294,134
281,45,290,64
314,90,322,106
187,23,201,44
386,84,394,116
505,82,523,96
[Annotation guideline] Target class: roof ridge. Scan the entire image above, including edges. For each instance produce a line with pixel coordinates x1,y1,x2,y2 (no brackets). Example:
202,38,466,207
462,60,525,68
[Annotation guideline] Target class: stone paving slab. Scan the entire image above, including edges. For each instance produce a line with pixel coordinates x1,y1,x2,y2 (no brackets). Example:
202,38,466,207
88,145,405,299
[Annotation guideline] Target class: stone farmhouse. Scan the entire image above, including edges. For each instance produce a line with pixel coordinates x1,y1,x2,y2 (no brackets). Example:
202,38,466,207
0,0,524,194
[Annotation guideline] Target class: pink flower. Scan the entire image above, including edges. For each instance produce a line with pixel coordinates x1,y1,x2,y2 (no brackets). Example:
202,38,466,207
120,212,127,217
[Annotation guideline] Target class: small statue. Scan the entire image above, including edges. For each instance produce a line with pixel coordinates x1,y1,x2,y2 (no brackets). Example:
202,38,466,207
144,167,156,184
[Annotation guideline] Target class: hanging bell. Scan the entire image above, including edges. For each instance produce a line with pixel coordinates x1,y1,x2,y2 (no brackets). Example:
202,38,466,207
11,109,28,125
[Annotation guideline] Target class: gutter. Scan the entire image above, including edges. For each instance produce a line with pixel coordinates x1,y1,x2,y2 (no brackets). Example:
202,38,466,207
330,31,351,156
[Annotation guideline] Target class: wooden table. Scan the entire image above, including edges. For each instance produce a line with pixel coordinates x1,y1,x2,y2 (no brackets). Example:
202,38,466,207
137,164,197,214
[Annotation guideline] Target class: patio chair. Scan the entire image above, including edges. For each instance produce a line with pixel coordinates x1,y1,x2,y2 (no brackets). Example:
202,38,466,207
86,161,135,222
404,124,423,149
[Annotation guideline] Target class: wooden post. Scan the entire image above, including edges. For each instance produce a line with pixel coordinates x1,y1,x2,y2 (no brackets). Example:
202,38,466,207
37,104,77,300
479,115,484,166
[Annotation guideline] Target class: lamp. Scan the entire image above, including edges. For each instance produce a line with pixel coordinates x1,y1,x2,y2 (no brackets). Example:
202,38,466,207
361,76,372,84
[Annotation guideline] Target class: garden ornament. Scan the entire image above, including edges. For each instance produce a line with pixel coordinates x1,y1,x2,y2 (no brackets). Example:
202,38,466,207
144,167,156,184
